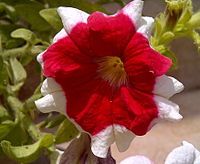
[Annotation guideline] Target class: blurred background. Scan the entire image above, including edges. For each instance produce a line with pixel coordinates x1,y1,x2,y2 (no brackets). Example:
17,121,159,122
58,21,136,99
0,0,200,163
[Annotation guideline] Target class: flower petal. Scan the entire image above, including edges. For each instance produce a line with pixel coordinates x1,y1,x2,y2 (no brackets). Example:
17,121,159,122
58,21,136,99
120,0,144,28
37,50,46,68
35,91,66,115
165,141,198,164
137,16,154,38
68,12,135,57
57,7,89,34
154,96,183,121
113,87,158,136
91,126,114,158
124,33,172,76
120,155,153,164
154,75,184,99
114,125,135,152
42,36,91,78
53,28,67,43
41,78,63,96
91,125,135,158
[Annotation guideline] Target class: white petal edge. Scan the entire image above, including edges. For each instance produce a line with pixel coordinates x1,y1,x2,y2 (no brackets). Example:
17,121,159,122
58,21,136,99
35,91,66,115
53,28,68,43
37,50,46,69
57,7,89,34
137,16,154,38
120,0,144,28
165,141,200,164
154,96,183,121
41,78,63,96
91,126,114,158
154,75,184,99
91,125,135,158
120,155,153,164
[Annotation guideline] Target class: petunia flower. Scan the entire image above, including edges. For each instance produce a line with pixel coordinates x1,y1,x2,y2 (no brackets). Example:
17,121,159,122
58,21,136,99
165,141,200,164
120,155,153,164
35,0,184,158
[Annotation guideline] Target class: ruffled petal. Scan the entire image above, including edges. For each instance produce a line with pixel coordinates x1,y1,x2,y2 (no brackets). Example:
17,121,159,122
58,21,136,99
120,155,153,164
42,36,91,78
154,75,184,99
68,12,135,57
120,0,143,28
37,50,46,68
112,87,158,136
40,78,63,96
35,91,66,115
124,33,172,76
165,141,199,164
53,28,68,43
154,96,183,121
57,7,89,33
91,126,114,158
91,125,135,158
137,16,154,38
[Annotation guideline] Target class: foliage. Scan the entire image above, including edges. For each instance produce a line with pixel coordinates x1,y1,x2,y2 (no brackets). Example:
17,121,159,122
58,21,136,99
0,0,199,163
151,0,200,68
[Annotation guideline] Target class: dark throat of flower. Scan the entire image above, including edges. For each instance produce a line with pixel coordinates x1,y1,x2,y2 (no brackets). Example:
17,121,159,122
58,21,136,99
96,56,127,88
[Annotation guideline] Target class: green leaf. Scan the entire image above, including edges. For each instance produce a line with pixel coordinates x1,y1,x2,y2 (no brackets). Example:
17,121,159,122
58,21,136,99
45,114,66,129
15,1,50,31
1,134,54,163
7,96,23,112
55,119,79,144
0,105,11,122
187,11,200,29
40,8,62,31
11,28,37,43
192,31,200,52
0,120,15,140
9,57,27,84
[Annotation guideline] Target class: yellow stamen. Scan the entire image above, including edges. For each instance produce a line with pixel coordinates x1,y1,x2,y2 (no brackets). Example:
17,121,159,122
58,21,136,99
97,56,127,87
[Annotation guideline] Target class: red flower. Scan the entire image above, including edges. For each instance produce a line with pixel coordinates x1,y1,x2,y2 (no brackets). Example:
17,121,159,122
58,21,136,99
35,0,184,158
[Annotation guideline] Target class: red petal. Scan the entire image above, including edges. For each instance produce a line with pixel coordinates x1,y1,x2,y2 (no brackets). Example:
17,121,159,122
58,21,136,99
69,12,135,57
124,33,172,77
42,36,92,78
112,86,158,135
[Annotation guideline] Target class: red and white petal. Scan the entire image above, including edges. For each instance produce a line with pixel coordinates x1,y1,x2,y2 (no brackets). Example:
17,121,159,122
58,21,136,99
91,125,114,158
137,16,154,38
91,124,135,158
53,28,68,43
124,33,172,77
120,155,153,164
154,75,184,99
37,50,46,68
114,125,135,152
35,91,66,115
154,96,183,121
120,0,143,28
41,78,63,96
57,7,89,34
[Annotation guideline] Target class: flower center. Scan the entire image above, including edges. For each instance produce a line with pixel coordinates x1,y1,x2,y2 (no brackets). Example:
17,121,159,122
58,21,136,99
97,56,127,87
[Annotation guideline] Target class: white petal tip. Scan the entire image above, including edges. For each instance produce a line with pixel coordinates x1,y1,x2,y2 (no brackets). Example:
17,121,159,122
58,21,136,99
120,155,152,164
34,97,55,113
57,7,89,33
168,112,183,121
